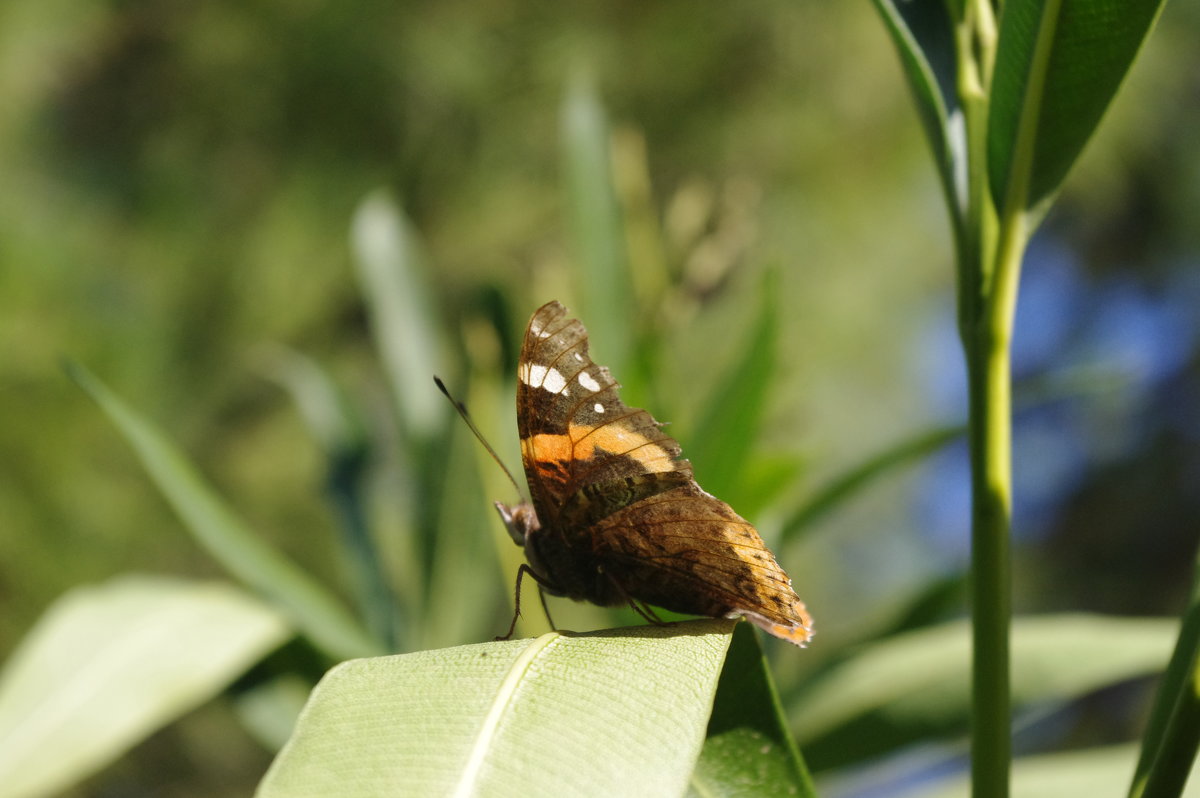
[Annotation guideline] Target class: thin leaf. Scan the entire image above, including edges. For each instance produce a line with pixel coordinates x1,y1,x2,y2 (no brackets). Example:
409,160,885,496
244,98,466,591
257,620,735,798
793,615,1177,770
262,347,397,651
350,188,445,439
924,743,1200,798
689,623,816,798
686,275,778,503
735,454,805,523
1131,548,1200,798
68,362,383,661
870,0,966,226
0,576,289,798
779,425,963,544
561,71,634,378
987,0,1168,218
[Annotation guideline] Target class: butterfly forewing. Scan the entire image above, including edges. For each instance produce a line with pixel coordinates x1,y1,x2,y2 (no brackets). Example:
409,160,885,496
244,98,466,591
517,301,689,526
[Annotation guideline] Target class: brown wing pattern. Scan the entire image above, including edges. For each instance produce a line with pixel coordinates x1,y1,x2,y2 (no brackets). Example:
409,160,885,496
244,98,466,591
590,484,813,645
516,301,689,527
513,300,813,647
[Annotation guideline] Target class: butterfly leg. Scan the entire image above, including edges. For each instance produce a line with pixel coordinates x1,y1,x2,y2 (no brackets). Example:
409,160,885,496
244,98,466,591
536,583,557,631
599,567,668,627
497,563,560,641
628,599,667,626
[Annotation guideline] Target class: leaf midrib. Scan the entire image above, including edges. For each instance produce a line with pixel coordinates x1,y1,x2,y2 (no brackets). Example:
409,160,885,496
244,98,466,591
451,632,563,797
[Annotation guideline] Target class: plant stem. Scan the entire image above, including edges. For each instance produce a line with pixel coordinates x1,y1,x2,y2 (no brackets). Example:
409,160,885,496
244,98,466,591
953,2,1013,794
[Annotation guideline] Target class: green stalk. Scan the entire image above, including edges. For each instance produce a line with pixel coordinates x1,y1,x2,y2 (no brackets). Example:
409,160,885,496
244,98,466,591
953,1,1014,795
965,207,1026,798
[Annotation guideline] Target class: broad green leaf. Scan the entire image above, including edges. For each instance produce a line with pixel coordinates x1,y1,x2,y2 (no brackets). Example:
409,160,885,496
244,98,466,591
687,276,777,503
257,620,735,798
923,743,1200,798
793,615,1177,770
350,188,445,439
779,425,962,544
1131,551,1200,798
689,623,816,798
561,71,634,379
987,0,1167,218
870,0,965,224
68,363,383,661
0,576,289,798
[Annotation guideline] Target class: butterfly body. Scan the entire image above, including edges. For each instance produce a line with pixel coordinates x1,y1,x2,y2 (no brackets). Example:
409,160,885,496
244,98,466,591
497,301,813,647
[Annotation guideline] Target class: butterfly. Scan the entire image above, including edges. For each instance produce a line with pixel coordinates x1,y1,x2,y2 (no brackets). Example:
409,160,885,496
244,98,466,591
486,300,813,647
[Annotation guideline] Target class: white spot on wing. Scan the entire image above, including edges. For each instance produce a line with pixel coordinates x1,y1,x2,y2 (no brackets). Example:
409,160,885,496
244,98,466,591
573,352,583,362
578,371,601,392
593,402,604,413
521,364,567,393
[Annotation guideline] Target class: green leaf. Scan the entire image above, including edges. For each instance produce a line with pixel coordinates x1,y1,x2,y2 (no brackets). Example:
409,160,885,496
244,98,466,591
779,425,962,544
0,576,289,798
233,675,314,753
350,188,445,440
686,276,778,503
925,743,1200,798
987,0,1168,218
257,620,735,798
262,347,397,651
734,454,805,523
689,623,816,798
561,71,634,378
870,0,965,225
793,615,1177,770
67,362,383,661
1130,550,1200,798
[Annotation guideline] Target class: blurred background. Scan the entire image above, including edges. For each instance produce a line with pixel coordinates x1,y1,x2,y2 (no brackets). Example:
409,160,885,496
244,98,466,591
2,1,1198,795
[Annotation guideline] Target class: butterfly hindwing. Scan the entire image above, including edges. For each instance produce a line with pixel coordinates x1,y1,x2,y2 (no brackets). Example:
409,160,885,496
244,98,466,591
589,483,814,644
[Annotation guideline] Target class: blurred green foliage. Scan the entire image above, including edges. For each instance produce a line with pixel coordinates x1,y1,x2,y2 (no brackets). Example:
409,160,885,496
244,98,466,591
2,1,1198,795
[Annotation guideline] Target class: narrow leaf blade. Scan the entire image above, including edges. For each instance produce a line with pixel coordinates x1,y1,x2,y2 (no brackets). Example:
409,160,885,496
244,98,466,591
925,743,1200,798
687,278,778,502
1130,549,1200,798
350,189,445,439
870,0,965,221
561,72,634,377
67,362,382,661
779,425,962,544
793,615,1177,769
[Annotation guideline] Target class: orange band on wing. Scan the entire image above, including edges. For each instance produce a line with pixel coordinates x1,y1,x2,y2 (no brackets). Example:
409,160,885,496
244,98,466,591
526,423,675,472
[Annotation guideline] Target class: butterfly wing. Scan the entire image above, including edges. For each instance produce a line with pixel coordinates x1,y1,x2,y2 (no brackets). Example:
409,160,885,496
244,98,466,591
514,300,813,647
588,482,814,646
516,301,690,528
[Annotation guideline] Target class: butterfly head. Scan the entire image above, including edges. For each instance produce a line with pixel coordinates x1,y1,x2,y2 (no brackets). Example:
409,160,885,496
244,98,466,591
494,500,540,546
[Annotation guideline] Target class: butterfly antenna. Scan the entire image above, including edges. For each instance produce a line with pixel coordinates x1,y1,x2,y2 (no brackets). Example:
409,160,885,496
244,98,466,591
433,376,527,501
